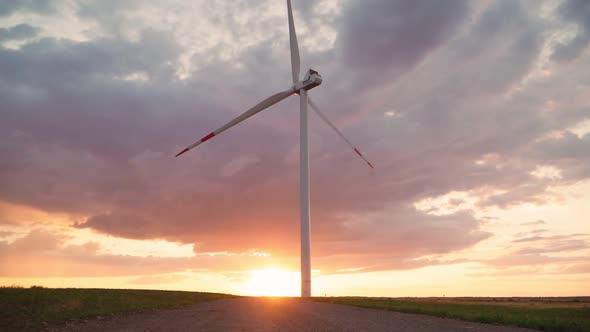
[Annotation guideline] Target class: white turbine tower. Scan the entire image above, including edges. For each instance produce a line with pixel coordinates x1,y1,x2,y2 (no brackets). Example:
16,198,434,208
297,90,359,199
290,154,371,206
175,0,373,298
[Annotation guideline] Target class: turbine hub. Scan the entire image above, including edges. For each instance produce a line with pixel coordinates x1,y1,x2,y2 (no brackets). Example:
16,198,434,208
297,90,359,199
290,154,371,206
294,69,322,92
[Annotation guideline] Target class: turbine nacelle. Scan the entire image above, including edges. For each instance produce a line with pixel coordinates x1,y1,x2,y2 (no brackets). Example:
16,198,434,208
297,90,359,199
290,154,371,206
294,69,322,92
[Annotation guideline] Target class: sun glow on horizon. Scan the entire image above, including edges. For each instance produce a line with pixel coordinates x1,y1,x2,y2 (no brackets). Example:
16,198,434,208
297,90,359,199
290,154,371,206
241,269,300,297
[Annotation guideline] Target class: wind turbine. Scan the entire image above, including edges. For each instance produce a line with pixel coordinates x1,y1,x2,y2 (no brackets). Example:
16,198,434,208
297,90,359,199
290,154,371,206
175,0,373,297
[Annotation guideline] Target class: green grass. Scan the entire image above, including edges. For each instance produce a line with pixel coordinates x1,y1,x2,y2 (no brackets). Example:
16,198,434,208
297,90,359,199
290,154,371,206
313,297,590,332
0,286,233,331
4,287,587,332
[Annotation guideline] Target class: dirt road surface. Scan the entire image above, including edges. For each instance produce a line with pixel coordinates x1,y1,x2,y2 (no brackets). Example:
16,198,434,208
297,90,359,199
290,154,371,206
49,297,539,332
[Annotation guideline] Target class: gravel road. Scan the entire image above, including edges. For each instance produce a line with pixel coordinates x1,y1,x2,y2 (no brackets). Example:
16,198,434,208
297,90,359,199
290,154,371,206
49,297,539,332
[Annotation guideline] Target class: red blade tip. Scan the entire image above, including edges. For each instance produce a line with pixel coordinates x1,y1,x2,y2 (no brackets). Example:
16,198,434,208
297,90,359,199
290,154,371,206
354,148,362,157
201,132,215,142
175,148,190,157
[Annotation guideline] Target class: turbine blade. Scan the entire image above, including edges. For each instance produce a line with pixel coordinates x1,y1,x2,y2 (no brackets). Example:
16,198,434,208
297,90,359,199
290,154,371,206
308,98,375,169
287,0,300,83
176,88,295,157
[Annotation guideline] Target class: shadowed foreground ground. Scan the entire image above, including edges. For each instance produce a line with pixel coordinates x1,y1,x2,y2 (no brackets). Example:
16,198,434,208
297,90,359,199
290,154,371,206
48,297,538,332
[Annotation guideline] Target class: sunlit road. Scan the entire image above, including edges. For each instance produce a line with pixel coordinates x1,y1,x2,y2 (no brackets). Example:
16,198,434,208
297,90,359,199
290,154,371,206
50,297,538,332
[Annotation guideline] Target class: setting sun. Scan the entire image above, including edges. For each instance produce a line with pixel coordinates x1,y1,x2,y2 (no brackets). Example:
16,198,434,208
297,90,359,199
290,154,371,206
241,269,300,297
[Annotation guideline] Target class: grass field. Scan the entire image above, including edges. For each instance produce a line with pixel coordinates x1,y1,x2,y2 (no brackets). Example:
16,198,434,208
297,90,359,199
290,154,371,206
313,296,590,332
0,286,232,331
2,287,588,332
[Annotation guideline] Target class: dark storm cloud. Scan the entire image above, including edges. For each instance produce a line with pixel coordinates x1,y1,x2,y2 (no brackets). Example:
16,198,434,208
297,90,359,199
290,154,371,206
1,0,589,275
0,24,39,42
530,132,590,181
337,0,468,85
0,29,191,214
77,214,157,239
0,29,179,86
448,1,544,94
0,0,57,16
347,0,585,211
534,132,590,160
552,0,590,62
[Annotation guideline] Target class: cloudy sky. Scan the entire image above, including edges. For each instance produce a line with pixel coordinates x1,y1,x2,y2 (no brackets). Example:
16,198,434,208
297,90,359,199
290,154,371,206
0,0,589,296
